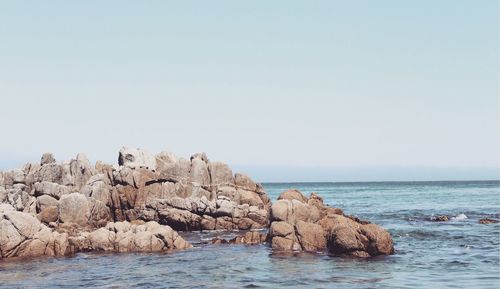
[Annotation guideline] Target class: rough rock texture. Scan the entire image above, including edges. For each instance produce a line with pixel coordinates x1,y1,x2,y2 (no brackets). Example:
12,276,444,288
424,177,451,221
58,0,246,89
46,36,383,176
67,221,192,253
0,148,270,258
0,211,70,258
479,218,499,224
268,190,394,257
0,148,393,260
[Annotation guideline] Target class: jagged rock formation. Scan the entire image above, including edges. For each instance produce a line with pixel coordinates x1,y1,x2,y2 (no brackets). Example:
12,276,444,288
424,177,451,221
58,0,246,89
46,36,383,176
65,220,192,253
268,190,394,257
0,209,70,258
1,148,394,260
0,147,270,258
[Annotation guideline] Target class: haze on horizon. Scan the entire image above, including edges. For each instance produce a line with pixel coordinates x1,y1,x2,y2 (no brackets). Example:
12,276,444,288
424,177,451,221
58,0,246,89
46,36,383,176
0,1,498,182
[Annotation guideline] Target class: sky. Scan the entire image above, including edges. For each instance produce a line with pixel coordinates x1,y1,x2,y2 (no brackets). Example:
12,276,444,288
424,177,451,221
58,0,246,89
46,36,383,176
0,1,498,182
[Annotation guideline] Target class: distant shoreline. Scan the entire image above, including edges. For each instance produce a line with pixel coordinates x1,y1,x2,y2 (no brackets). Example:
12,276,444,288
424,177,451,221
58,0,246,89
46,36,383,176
262,180,500,185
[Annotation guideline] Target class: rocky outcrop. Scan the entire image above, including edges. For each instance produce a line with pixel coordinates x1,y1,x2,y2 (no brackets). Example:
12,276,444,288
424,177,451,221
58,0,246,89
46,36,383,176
0,148,270,230
0,210,70,258
0,147,270,259
66,221,192,253
0,148,394,260
268,190,394,257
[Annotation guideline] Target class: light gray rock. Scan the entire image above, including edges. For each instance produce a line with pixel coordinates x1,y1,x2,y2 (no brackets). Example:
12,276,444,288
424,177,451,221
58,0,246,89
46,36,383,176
69,154,95,189
155,152,190,182
278,189,308,203
39,163,63,184
0,186,6,203
59,193,90,225
81,174,111,204
41,153,56,165
7,184,31,211
235,173,257,192
36,195,59,211
209,162,235,187
72,221,192,253
0,211,70,258
271,199,320,224
118,147,156,170
190,157,210,187
33,181,73,200
0,203,15,213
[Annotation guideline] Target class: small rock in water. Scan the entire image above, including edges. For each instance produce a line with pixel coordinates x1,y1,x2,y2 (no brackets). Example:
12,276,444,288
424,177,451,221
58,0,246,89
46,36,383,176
430,215,449,222
479,218,499,224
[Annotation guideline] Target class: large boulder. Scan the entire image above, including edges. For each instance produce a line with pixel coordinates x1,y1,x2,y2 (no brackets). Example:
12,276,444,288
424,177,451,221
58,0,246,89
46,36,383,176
59,193,90,225
268,190,393,257
0,211,70,258
36,195,59,223
320,214,394,257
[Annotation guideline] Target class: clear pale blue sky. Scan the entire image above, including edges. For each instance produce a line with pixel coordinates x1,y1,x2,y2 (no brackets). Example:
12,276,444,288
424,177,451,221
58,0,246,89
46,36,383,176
0,1,498,181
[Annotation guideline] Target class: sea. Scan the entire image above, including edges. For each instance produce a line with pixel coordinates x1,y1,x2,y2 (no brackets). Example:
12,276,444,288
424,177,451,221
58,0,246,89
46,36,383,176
0,181,499,289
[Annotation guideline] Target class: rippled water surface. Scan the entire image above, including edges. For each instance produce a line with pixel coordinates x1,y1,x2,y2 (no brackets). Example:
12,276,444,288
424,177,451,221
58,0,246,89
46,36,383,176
1,181,499,288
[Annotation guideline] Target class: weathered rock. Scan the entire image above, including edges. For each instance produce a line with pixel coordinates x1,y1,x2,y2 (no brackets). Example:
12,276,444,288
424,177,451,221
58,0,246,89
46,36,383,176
59,193,90,225
321,214,394,257
0,148,272,258
190,157,210,187
69,154,95,189
87,197,113,227
270,199,320,224
0,211,70,258
6,184,32,211
119,147,156,170
39,163,63,184
269,221,299,251
36,195,59,223
479,218,499,224
41,153,56,165
0,186,6,203
278,189,308,203
430,215,449,222
155,152,190,182
295,220,326,251
70,221,192,253
81,174,111,204
211,231,267,245
268,190,393,257
0,203,15,213
209,162,235,186
235,173,257,192
33,181,74,200
36,195,59,211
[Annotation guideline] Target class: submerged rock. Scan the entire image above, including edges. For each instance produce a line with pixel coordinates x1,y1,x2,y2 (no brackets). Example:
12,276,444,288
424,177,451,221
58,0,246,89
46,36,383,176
211,231,267,245
430,215,450,222
479,218,499,224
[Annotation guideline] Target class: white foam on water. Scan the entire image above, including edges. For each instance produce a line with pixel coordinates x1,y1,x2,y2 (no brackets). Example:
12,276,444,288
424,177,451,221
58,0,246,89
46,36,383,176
451,213,468,221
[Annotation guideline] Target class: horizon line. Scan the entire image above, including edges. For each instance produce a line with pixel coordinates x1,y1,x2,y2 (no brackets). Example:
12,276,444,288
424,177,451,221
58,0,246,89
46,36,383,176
260,179,500,184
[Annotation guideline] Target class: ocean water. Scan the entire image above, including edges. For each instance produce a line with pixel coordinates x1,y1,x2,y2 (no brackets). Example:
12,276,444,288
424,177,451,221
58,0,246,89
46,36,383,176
1,181,499,289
